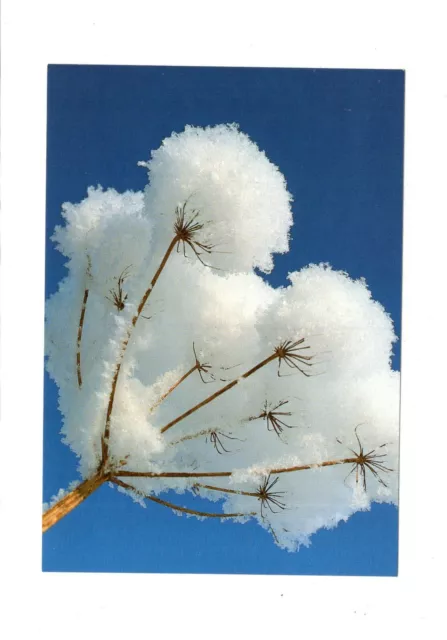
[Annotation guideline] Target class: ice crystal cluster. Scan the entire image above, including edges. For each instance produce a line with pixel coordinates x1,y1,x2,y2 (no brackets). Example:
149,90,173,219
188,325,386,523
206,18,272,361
45,123,399,550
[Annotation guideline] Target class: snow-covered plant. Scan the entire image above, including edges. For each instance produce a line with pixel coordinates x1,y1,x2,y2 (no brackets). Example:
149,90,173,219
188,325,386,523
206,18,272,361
43,123,399,551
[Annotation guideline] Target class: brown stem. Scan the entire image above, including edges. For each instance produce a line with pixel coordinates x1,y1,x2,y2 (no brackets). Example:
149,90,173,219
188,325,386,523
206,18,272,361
100,237,178,470
270,458,357,475
160,352,277,434
149,364,198,414
135,237,179,320
168,427,216,446
116,457,358,479
100,329,131,467
76,288,89,388
42,471,108,533
194,483,258,497
76,258,92,388
112,478,255,519
118,469,232,478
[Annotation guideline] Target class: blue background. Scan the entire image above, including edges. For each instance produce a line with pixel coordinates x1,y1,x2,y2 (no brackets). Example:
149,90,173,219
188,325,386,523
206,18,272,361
43,65,403,575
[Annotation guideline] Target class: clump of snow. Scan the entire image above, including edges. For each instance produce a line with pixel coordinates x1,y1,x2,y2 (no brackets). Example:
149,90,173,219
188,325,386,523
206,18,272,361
45,124,400,550
139,123,293,273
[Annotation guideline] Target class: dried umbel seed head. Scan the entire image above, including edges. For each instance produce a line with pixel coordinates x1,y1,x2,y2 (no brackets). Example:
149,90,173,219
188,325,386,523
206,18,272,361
205,430,242,454
255,475,286,518
273,339,314,377
173,201,215,268
106,265,131,311
258,399,297,438
338,425,393,492
192,342,215,383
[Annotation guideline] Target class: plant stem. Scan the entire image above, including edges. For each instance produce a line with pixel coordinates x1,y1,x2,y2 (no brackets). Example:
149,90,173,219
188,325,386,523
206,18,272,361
112,478,255,518
135,238,179,320
160,352,277,434
270,458,357,475
76,289,89,388
148,364,198,414
42,471,108,533
115,456,358,479
193,483,258,497
101,237,178,469
76,257,92,388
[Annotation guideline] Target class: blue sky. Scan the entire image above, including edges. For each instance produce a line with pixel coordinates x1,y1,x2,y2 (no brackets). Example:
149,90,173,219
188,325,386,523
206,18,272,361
43,65,403,575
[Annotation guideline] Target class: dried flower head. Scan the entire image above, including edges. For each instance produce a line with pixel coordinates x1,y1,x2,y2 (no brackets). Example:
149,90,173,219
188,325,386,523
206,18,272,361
192,342,215,384
206,430,242,454
273,339,314,377
338,424,393,492
255,475,286,518
251,399,297,439
173,201,215,268
106,265,131,311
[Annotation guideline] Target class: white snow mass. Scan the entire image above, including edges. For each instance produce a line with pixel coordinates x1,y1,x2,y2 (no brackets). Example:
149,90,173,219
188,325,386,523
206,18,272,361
45,124,399,550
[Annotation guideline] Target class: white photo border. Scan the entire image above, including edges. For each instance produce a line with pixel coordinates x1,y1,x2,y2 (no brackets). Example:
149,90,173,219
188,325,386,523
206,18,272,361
1,1,446,637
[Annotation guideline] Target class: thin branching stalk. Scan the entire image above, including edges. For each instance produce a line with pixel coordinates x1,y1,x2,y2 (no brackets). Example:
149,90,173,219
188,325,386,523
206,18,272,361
100,237,178,471
76,290,89,388
112,477,256,519
270,457,358,475
160,352,278,434
76,257,92,388
168,427,217,446
148,364,198,414
116,469,233,479
149,343,216,414
115,456,358,479
193,483,259,497
135,238,179,321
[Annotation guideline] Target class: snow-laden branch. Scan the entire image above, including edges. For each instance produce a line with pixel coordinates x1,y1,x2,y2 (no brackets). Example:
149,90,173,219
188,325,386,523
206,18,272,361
44,124,399,549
